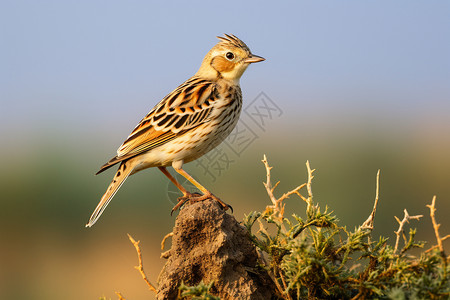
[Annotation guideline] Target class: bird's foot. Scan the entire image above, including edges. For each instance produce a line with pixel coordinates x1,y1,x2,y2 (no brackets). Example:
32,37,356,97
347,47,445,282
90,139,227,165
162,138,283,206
171,192,233,215
171,192,201,215
188,193,233,212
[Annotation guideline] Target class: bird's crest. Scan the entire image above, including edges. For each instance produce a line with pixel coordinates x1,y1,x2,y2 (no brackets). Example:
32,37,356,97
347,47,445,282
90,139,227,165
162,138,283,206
216,34,250,53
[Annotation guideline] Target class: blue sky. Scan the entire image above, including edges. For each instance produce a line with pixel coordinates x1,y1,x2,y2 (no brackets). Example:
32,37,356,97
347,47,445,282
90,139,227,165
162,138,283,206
1,1,449,142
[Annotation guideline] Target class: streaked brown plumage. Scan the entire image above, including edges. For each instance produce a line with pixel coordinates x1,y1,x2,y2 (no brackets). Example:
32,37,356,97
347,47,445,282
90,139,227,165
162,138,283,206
86,34,264,227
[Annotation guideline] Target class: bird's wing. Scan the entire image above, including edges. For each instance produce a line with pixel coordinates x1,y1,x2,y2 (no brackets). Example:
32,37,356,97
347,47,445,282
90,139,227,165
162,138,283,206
96,77,217,174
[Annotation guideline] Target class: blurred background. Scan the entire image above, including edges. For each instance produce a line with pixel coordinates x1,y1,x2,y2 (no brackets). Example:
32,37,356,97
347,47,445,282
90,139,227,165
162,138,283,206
1,1,449,299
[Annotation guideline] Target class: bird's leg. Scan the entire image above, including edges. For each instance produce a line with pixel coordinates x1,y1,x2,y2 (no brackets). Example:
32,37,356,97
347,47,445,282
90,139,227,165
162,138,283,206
172,165,233,212
158,167,202,214
158,166,190,197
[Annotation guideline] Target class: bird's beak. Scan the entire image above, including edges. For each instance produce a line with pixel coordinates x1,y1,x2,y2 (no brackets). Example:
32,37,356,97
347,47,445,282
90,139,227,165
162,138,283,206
244,54,265,63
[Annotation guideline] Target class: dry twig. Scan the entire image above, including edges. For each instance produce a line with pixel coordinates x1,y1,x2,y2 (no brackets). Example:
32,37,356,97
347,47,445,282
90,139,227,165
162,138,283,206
262,155,306,219
115,291,126,300
393,209,423,254
294,161,315,213
361,170,381,231
425,235,450,254
160,232,173,259
255,250,285,299
427,196,444,253
160,250,171,259
305,160,314,203
161,232,173,250
127,234,157,294
427,196,448,262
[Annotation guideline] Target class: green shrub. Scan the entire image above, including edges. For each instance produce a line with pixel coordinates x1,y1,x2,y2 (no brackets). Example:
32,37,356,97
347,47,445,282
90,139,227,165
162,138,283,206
242,156,449,299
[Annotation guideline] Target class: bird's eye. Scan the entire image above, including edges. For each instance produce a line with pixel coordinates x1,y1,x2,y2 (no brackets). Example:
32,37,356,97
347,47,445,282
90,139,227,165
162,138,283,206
225,52,235,60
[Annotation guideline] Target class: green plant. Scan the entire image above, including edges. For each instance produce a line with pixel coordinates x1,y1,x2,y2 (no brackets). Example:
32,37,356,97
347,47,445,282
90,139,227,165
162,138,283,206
243,156,449,300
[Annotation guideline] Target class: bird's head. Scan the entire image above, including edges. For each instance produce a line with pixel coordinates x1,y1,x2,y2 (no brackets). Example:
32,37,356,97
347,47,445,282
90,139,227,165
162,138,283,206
196,34,265,83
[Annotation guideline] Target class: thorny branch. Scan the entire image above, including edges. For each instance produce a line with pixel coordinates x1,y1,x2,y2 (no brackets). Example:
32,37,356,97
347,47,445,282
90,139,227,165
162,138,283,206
427,196,444,253
262,154,306,219
127,234,157,294
425,235,450,255
427,196,449,262
254,156,449,298
393,209,423,254
115,291,126,300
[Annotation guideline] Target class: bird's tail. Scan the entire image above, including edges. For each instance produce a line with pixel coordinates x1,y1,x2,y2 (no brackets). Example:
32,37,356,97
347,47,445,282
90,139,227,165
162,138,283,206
86,161,133,227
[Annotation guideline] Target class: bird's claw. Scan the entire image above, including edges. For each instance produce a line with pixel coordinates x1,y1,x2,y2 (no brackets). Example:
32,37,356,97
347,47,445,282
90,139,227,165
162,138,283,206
170,192,233,215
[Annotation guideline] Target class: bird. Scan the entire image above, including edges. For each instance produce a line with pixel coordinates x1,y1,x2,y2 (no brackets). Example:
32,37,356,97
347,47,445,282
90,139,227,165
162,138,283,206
86,34,265,227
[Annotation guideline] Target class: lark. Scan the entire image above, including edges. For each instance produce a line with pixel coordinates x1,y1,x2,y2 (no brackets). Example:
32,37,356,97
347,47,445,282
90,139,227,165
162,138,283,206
86,34,264,227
